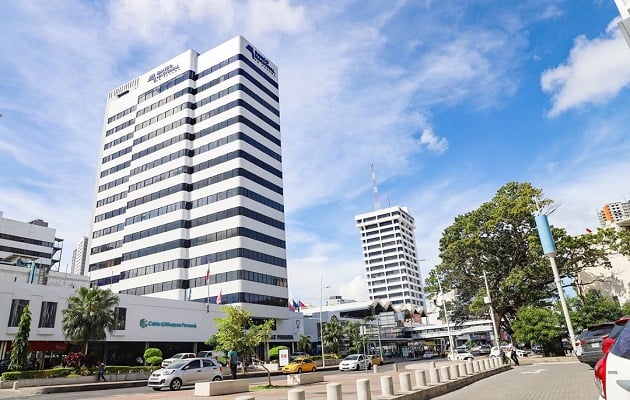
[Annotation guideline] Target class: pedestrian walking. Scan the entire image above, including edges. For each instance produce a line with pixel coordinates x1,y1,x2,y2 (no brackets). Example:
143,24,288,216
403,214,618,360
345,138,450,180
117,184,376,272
97,362,106,381
507,343,520,366
228,349,238,380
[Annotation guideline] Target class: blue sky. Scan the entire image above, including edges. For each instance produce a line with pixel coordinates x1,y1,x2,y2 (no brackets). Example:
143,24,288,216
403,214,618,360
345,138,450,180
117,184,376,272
1,1,629,306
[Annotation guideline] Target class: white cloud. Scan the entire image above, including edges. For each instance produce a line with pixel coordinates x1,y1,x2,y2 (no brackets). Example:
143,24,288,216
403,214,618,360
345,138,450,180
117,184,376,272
420,129,448,154
541,18,630,117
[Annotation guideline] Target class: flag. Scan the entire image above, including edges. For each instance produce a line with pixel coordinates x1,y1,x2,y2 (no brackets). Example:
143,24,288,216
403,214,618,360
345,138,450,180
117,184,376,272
292,299,299,311
216,289,222,304
298,300,307,309
206,264,210,283
288,302,295,311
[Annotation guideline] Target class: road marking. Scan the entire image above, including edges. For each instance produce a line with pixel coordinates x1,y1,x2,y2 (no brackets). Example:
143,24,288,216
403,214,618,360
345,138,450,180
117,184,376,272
522,369,547,374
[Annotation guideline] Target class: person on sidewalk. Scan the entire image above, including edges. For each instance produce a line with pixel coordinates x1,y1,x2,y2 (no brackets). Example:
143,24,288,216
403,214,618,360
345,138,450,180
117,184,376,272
97,362,107,381
227,349,238,380
507,343,520,366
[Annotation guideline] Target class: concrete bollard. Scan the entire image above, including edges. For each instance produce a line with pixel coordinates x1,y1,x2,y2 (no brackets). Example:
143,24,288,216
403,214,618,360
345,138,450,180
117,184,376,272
449,364,459,379
428,367,439,385
288,388,305,400
373,365,379,373
484,359,490,370
457,363,467,377
380,376,394,397
399,372,412,392
430,361,436,368
357,378,372,400
439,365,451,382
236,396,255,400
473,360,480,373
327,383,343,400
414,369,427,387
465,361,473,375
12,382,19,390
392,363,398,372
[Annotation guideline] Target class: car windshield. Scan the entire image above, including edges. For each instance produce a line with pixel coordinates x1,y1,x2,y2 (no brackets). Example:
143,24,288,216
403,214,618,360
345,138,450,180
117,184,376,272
167,361,187,369
345,355,359,360
171,353,187,359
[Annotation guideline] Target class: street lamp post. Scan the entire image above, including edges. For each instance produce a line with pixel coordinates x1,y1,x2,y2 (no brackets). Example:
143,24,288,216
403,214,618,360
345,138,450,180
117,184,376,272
320,277,330,367
437,279,455,354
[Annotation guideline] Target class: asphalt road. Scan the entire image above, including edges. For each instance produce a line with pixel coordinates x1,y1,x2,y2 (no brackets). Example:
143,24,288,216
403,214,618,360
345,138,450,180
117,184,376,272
0,358,598,400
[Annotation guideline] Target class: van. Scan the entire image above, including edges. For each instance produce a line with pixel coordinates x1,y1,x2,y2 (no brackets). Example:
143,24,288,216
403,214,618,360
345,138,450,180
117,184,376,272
197,350,225,359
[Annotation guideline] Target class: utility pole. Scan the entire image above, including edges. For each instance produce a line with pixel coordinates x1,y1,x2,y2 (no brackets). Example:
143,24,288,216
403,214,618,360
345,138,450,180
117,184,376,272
483,270,500,347
437,279,455,354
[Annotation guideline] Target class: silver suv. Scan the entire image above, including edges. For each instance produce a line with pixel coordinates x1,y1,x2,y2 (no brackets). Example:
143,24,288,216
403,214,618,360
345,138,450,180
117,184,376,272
148,358,222,391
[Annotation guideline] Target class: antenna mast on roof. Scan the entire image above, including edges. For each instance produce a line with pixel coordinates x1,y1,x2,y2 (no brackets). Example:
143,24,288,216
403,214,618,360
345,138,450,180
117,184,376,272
371,164,381,210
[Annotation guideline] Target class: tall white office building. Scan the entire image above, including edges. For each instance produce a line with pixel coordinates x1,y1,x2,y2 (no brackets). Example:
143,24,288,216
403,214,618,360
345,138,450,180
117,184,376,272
87,36,289,311
71,236,88,275
355,206,425,307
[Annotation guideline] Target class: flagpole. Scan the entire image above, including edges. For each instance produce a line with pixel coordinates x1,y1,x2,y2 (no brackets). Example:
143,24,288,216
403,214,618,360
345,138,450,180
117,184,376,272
206,262,210,313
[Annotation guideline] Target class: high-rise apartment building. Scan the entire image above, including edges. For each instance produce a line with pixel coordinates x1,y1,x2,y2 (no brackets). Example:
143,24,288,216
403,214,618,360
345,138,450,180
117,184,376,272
87,36,288,310
355,206,425,307
598,201,630,227
71,236,88,275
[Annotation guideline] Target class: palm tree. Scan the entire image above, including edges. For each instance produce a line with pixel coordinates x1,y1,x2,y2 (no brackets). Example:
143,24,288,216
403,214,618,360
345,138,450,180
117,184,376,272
322,316,342,356
297,334,312,354
62,287,119,354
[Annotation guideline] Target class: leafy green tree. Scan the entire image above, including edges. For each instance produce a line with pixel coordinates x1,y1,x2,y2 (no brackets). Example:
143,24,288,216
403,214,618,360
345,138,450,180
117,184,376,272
268,345,288,360
322,316,342,356
512,306,563,355
212,306,274,385
568,289,622,331
622,301,630,316
9,305,31,371
143,348,163,367
424,182,615,335
297,335,312,354
61,287,119,354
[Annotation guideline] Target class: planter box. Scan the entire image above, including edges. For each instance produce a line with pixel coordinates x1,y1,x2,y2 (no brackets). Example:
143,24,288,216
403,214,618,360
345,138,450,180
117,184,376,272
0,371,149,389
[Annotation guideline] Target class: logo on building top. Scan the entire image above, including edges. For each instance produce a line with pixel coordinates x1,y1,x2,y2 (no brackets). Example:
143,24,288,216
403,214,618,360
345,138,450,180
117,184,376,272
147,64,181,84
139,318,197,329
245,45,276,77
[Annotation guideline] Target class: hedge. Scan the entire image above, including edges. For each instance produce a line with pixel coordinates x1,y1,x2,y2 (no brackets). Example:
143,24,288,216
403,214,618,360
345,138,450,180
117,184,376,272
1,365,158,381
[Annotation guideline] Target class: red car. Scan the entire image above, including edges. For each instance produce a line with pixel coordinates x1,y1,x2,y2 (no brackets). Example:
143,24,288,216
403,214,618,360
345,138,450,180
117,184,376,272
593,315,630,399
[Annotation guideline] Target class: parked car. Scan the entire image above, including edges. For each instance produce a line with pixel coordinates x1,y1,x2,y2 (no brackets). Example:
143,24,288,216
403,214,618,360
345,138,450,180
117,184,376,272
281,358,317,374
161,352,197,368
422,351,434,359
601,316,630,354
448,349,474,361
368,354,383,366
338,354,371,371
148,358,222,391
576,322,615,368
531,344,544,354
0,358,37,374
594,317,630,399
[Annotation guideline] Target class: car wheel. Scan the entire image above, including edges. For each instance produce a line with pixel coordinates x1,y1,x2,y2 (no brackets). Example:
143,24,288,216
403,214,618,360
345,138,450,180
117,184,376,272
312,367,316,372
297,368,302,373
368,363,372,370
213,376,222,381
356,364,360,371
169,378,182,391
152,388,161,391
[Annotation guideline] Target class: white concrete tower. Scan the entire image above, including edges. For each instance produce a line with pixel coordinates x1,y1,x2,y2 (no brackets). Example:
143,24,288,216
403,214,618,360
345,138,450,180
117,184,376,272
87,36,289,312
355,206,425,307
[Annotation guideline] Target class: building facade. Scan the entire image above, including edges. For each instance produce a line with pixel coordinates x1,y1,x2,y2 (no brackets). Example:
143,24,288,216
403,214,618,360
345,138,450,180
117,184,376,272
87,36,289,314
598,201,630,227
355,206,425,307
70,236,88,275
0,211,63,275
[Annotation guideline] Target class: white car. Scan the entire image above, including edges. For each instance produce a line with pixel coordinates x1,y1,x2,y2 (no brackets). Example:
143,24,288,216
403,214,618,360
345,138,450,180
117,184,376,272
338,354,371,371
448,349,474,361
595,319,630,399
161,352,196,368
148,358,222,391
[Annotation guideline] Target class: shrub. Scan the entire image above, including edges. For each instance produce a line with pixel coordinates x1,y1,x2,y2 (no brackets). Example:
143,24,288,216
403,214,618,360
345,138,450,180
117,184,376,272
1,367,74,381
62,352,87,371
144,348,163,367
